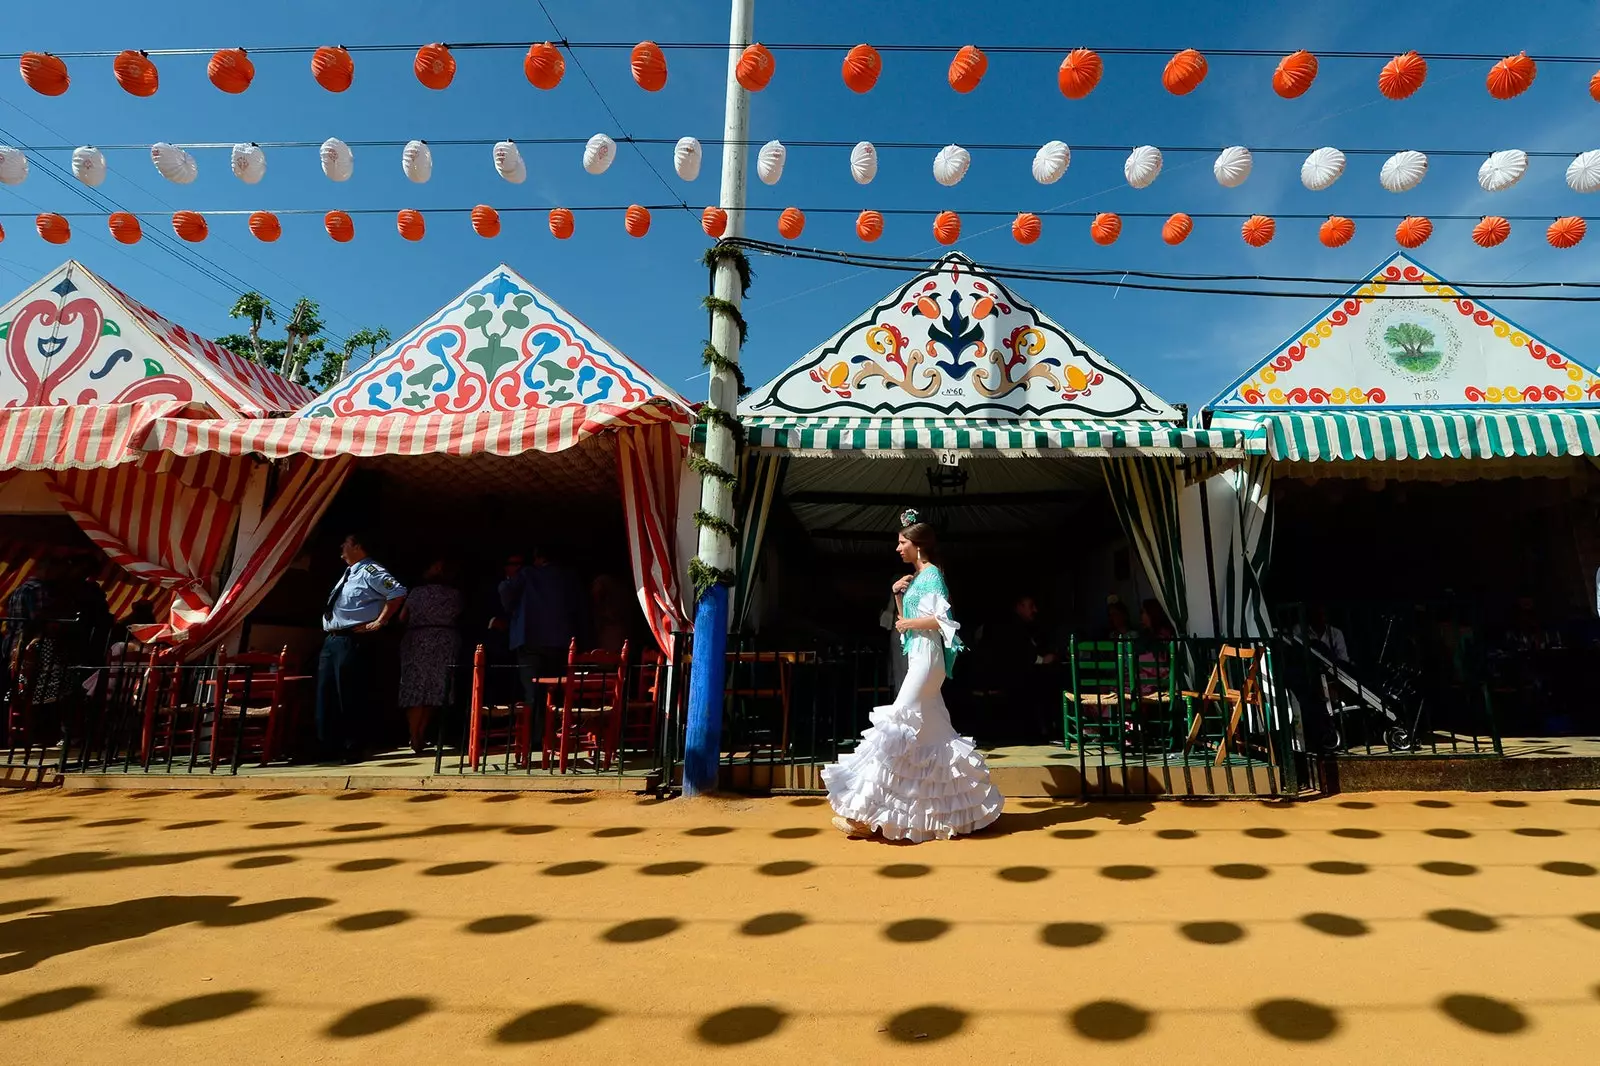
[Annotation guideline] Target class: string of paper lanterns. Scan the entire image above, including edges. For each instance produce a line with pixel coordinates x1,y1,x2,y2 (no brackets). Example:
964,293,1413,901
0,206,1592,250
13,43,1593,101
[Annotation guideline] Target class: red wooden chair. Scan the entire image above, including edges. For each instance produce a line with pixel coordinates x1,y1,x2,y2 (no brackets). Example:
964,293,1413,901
208,644,292,768
139,649,208,767
543,639,628,772
467,644,533,770
621,647,664,756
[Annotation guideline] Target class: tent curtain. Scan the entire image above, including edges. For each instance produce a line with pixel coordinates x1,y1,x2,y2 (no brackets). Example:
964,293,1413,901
46,452,254,626
1103,457,1189,634
733,451,787,634
140,455,353,656
1220,454,1275,638
617,422,689,654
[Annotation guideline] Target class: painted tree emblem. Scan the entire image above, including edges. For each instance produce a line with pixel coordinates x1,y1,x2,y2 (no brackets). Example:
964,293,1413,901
1383,321,1443,374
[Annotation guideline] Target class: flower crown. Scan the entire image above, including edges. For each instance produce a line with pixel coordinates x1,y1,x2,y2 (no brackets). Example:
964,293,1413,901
899,508,921,528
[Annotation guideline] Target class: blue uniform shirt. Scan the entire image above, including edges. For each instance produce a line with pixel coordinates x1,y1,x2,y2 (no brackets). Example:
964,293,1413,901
324,560,407,632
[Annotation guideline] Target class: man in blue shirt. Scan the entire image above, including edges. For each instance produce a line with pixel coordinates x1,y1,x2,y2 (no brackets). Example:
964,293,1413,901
499,546,582,710
318,533,406,762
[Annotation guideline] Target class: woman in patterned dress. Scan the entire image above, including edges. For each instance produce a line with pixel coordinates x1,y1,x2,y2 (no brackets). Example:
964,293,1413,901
397,561,462,753
822,511,1004,842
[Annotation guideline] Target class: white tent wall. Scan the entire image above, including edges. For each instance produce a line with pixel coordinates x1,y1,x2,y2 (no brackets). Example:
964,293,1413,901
1178,457,1275,640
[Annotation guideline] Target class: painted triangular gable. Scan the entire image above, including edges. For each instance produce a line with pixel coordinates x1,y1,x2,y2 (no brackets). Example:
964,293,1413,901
741,252,1180,420
1210,251,1600,410
300,264,688,418
0,260,309,416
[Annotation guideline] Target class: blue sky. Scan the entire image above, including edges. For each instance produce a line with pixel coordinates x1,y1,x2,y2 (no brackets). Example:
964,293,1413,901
2,0,1600,409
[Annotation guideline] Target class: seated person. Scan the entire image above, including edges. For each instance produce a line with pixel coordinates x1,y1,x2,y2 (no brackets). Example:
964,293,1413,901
1296,603,1350,664
1106,595,1136,639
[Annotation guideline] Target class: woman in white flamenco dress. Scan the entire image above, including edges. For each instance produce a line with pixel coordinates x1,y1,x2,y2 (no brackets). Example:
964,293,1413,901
823,515,1004,842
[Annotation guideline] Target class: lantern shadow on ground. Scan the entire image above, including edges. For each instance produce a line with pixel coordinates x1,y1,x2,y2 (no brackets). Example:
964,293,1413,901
989,801,1155,833
1308,861,1368,876
1252,998,1339,1042
249,821,305,830
543,861,606,877
685,826,735,837
879,863,931,879
696,1005,787,1045
1543,862,1598,877
495,1002,609,1043
592,826,644,838
1575,913,1600,931
1300,913,1369,937
332,792,376,802
1331,828,1381,839
641,861,705,876
1213,864,1270,880
883,918,949,943
0,897,54,916
772,827,821,839
506,825,556,836
741,912,806,936
329,823,385,833
1420,862,1479,877
466,914,541,934
999,866,1050,882
422,861,497,876
1243,827,1288,839
326,996,434,1038
83,818,144,827
1439,994,1528,1034
1070,1000,1151,1041
757,861,813,877
788,797,828,807
136,990,262,1028
162,820,223,831
885,1005,966,1043
333,909,411,932
333,858,403,873
0,985,98,1021
1180,921,1246,945
1426,909,1498,932
602,917,680,943
1426,828,1474,839
1041,922,1106,948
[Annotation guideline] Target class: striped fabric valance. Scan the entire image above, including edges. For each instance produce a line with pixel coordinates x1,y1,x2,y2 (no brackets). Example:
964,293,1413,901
736,417,1244,456
1236,409,1600,462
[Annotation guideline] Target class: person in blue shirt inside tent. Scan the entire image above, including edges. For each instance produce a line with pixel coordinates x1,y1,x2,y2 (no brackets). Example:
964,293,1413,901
318,532,406,762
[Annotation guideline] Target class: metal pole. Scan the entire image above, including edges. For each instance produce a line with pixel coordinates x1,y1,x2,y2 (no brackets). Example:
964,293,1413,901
683,0,754,798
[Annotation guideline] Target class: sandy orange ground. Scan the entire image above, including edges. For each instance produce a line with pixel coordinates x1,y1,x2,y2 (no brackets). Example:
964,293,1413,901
0,786,1597,1065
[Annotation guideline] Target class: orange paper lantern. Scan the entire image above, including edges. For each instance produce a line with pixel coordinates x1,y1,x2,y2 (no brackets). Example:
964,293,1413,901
248,210,281,242
1487,52,1536,100
312,46,354,93
855,209,883,242
1273,50,1318,98
208,48,254,94
0,222,5,243
1057,48,1103,99
702,206,728,238
36,213,70,244
1379,51,1427,100
631,41,667,92
624,204,651,237
548,207,575,240
20,52,69,96
1319,215,1355,248
934,210,961,245
778,206,805,240
397,209,426,241
1012,212,1042,244
108,212,142,244
113,50,158,97
842,44,882,93
414,44,455,90
1591,68,1600,102
471,205,501,238
1395,216,1433,248
1090,212,1122,245
737,43,775,91
1242,215,1276,247
324,210,354,243
1163,48,1207,95
1162,213,1193,245
525,42,565,90
948,45,988,93
172,211,208,243
1547,216,1586,248
1472,215,1511,247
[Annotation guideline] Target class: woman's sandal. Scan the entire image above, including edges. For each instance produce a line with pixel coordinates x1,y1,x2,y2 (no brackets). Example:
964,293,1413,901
831,815,874,839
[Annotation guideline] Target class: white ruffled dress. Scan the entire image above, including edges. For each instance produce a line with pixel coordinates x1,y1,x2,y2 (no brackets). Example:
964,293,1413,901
822,565,1004,842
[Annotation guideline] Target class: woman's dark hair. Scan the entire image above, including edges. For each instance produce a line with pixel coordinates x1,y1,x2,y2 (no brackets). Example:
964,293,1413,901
900,522,939,563
1141,597,1172,635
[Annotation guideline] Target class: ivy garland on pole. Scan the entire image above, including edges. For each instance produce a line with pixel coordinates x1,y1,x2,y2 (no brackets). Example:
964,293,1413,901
688,241,754,598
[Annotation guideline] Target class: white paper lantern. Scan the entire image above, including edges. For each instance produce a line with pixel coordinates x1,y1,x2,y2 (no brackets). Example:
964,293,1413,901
493,140,526,184
674,137,702,182
1213,145,1252,188
1477,149,1527,192
850,141,878,185
1032,140,1070,185
933,144,971,187
402,140,433,183
583,133,616,175
230,142,266,185
151,142,197,185
756,139,786,185
1124,145,1163,189
1300,147,1346,191
320,138,354,182
71,146,106,187
1379,150,1428,193
1566,150,1600,193
0,146,28,186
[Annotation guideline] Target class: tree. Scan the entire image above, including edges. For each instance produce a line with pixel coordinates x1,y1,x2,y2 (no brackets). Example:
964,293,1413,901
1384,322,1438,361
214,291,388,390
281,298,326,382
335,327,393,382
227,292,276,365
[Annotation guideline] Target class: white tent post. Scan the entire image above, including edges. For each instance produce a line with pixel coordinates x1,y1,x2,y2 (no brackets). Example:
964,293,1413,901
683,0,754,798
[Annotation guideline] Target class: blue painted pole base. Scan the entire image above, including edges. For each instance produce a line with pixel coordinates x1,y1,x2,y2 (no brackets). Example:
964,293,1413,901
683,584,729,797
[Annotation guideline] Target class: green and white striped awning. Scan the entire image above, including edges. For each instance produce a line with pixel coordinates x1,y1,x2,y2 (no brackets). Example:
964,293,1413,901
1226,409,1600,462
736,416,1244,456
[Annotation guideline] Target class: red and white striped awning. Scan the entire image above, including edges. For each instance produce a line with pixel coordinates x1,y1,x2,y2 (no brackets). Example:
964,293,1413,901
147,400,690,459
0,399,206,471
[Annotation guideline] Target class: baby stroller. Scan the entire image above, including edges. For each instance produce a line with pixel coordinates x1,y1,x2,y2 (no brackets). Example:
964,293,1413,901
1290,618,1425,752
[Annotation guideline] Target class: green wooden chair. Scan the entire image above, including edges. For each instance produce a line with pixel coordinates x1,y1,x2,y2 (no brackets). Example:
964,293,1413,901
1126,638,1182,754
1063,638,1127,752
